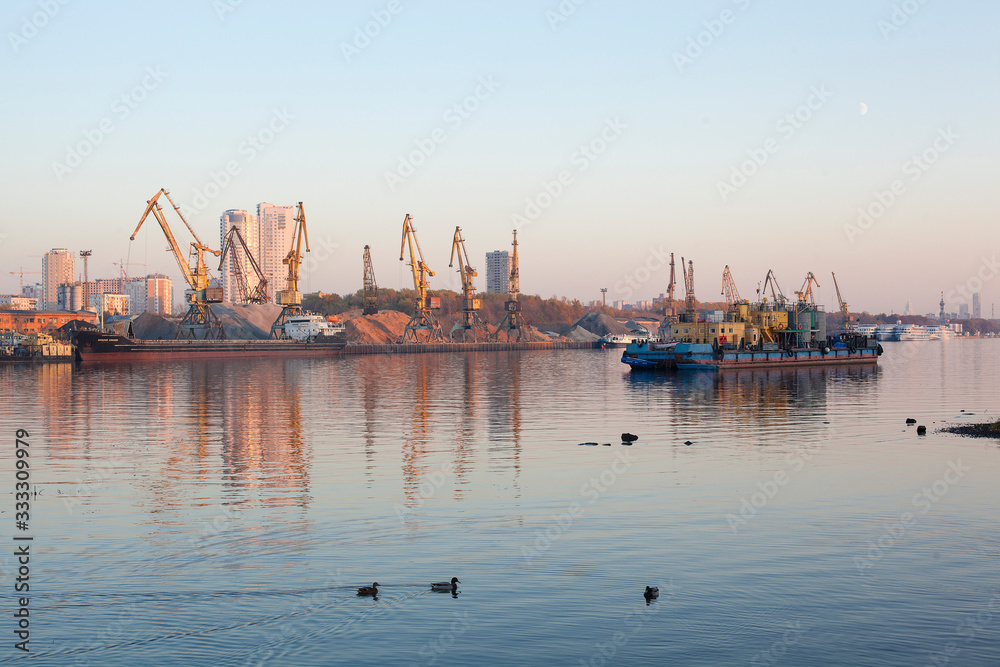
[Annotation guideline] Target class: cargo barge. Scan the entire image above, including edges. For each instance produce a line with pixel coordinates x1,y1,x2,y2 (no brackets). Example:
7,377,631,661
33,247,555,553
73,330,346,363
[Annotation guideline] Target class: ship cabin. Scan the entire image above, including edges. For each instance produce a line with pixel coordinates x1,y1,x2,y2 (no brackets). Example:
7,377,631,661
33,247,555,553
669,319,760,349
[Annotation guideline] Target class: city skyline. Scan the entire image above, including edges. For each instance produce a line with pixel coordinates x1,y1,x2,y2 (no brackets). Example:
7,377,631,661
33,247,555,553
1,2,998,315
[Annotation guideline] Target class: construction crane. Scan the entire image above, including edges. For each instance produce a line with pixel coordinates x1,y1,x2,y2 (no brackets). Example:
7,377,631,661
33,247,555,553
219,225,268,304
721,265,741,307
831,272,850,321
759,269,785,307
794,272,820,305
271,202,309,339
492,229,533,342
448,226,488,342
681,257,696,319
112,260,146,280
362,245,378,315
131,188,225,339
399,214,443,343
9,268,40,293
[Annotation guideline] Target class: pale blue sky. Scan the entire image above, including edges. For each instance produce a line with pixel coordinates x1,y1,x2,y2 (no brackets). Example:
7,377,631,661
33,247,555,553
2,1,998,314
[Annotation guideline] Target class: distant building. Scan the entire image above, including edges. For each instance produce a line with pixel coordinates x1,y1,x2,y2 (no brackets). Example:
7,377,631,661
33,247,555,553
21,283,42,300
0,296,37,310
90,293,130,316
903,298,914,316
0,309,97,335
485,251,510,294
958,303,969,319
972,293,981,319
258,203,295,297
220,209,263,302
42,248,75,310
124,275,173,316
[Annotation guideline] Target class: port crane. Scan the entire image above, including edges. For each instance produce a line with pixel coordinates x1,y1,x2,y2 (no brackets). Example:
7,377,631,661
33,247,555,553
131,188,225,339
399,214,443,343
271,202,309,339
657,253,677,338
362,245,378,315
721,265,741,307
448,227,488,342
758,269,786,308
219,225,268,304
831,272,850,322
491,229,533,342
794,272,820,305
681,257,696,320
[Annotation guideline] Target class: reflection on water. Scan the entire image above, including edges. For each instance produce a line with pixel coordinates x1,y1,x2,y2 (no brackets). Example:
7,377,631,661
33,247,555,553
2,343,999,665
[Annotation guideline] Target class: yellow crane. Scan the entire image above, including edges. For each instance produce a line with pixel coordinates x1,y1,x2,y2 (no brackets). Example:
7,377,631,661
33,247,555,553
131,188,225,339
399,214,443,342
271,202,309,339
491,229,533,342
794,272,820,305
831,271,850,321
448,226,488,341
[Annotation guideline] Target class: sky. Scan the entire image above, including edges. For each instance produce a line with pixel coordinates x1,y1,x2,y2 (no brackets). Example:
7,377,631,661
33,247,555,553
1,0,998,316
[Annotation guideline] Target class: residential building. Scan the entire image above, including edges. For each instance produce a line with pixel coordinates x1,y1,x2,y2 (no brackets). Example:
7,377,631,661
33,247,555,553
485,250,510,293
258,203,295,297
219,209,263,302
958,303,969,319
0,310,97,335
0,296,38,310
90,293,131,316
42,248,75,309
972,293,981,319
124,274,173,316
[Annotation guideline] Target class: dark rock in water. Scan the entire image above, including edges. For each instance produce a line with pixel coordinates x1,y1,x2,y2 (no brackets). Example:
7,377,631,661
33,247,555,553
579,442,599,446
602,443,611,446
621,433,639,442
917,425,927,435
621,442,633,446
684,440,693,446
906,418,917,424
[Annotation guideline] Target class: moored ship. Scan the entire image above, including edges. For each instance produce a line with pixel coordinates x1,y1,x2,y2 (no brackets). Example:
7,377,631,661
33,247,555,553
73,329,346,363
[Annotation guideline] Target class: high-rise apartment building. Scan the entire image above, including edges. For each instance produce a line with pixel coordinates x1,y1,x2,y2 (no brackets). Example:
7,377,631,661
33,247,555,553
485,250,510,294
124,274,173,316
42,248,75,309
257,203,295,298
219,209,262,302
972,292,981,319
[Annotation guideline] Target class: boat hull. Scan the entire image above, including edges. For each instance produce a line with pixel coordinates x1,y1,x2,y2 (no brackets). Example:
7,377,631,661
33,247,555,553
73,330,346,363
623,340,881,372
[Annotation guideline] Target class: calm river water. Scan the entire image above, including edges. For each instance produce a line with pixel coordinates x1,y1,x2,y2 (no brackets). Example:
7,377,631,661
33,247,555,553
2,340,999,665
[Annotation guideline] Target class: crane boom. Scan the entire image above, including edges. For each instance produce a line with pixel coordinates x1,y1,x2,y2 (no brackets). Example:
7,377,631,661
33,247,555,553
794,271,820,305
220,225,268,303
398,214,442,342
448,226,487,341
831,271,849,320
721,265,741,307
363,245,378,315
271,202,310,338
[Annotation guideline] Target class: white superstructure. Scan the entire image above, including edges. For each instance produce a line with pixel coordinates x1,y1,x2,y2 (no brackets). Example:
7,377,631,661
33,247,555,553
283,314,345,341
892,323,930,341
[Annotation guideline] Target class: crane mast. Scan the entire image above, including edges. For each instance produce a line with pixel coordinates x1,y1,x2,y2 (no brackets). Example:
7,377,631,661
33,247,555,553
131,188,225,339
491,229,533,342
399,214,443,342
681,257,696,320
219,225,269,304
448,226,487,341
362,245,378,315
831,271,850,323
271,202,310,339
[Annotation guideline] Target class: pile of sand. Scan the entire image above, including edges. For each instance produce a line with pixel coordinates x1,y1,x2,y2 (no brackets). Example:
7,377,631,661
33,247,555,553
213,304,284,339
571,312,630,337
132,313,177,340
343,311,412,343
562,325,600,342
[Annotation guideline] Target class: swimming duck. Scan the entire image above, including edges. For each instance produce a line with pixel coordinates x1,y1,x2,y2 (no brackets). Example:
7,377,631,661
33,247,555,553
431,577,460,591
357,582,379,596
644,586,659,600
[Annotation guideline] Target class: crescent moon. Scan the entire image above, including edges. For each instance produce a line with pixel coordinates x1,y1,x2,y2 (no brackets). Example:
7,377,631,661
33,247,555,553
860,102,868,116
